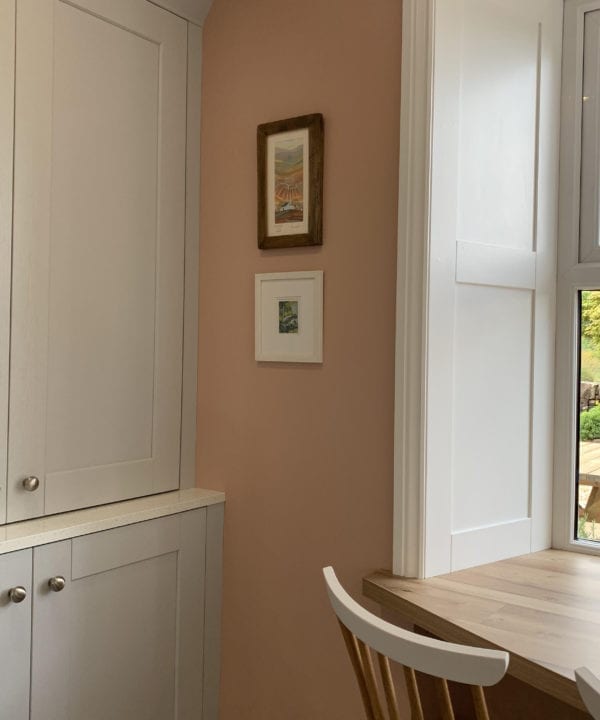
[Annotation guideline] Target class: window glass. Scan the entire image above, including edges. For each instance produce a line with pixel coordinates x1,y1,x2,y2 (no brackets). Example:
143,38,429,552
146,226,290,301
580,11,600,262
577,290,600,540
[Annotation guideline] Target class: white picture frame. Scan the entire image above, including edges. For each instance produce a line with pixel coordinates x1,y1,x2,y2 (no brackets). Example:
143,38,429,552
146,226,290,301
255,271,323,363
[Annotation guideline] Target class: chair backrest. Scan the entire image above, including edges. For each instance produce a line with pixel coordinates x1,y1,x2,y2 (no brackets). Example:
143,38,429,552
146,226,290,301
323,566,509,720
576,667,600,719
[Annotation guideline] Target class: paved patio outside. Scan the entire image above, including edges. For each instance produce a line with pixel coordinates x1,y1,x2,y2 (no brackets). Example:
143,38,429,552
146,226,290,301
578,440,600,538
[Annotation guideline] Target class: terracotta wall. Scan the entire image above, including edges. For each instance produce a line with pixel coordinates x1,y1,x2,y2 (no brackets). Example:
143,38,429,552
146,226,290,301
197,1,402,717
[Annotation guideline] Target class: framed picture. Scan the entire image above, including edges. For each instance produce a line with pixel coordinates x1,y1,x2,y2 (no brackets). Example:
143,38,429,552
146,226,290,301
255,271,323,363
257,113,324,249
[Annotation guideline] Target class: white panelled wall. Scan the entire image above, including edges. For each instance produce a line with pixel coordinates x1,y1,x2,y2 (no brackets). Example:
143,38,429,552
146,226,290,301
394,0,563,577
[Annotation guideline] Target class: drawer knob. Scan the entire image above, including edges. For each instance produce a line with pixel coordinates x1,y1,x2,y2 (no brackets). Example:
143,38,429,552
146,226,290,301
48,576,66,592
22,476,40,492
8,586,27,603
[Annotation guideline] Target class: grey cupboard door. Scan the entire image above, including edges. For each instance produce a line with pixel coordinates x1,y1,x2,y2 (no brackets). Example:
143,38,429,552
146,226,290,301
8,0,187,522
0,549,32,720
31,511,208,720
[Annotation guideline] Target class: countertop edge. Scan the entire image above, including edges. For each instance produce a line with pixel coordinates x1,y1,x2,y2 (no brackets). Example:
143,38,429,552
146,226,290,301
0,488,225,555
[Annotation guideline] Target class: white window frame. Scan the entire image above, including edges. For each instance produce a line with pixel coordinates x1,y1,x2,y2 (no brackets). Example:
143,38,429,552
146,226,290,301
553,0,600,555
392,0,433,578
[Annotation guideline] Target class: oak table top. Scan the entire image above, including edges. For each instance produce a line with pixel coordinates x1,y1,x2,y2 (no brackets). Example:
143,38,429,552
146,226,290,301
363,550,600,713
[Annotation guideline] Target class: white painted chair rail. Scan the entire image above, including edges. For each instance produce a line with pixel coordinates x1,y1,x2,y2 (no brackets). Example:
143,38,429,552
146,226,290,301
323,566,509,687
576,667,600,719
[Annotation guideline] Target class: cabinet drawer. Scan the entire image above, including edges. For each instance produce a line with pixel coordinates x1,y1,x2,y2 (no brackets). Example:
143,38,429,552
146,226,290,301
71,514,180,579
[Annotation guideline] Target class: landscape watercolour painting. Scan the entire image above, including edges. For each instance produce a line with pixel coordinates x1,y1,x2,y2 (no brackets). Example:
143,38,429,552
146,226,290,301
257,113,324,249
274,137,304,224
278,299,299,334
267,129,309,237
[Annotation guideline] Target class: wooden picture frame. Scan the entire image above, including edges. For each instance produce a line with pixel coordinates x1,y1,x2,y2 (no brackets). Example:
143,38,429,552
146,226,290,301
257,113,324,249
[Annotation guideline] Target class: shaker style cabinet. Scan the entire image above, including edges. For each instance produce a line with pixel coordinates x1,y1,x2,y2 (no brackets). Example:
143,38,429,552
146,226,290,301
0,0,203,523
0,1,221,718
0,503,224,720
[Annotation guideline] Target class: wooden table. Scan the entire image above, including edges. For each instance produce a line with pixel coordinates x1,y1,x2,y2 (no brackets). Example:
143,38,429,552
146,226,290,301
580,441,600,520
364,550,600,717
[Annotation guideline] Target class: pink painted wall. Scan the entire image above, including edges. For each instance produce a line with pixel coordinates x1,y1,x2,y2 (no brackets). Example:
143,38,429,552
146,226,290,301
197,1,402,717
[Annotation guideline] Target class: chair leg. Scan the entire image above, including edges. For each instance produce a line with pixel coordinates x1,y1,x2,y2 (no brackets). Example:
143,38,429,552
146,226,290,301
402,666,425,720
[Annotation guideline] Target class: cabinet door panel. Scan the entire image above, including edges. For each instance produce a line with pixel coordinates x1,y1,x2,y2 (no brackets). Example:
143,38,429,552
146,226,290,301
32,539,178,720
31,511,209,720
0,549,32,720
30,540,71,720
71,555,178,719
9,0,187,522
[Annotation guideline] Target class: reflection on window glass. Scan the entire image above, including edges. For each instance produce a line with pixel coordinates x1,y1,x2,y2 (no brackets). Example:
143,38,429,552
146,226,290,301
578,290,600,541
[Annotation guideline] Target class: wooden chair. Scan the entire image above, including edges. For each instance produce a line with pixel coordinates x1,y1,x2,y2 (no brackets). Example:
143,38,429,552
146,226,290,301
323,566,509,720
576,667,600,719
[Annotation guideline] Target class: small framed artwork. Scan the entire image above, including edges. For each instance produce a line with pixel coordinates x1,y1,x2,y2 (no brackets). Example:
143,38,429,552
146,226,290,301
257,113,324,249
255,271,323,363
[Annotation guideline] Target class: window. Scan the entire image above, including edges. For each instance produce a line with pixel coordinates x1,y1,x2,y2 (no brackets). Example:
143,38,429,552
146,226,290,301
577,291,600,541
555,2,600,552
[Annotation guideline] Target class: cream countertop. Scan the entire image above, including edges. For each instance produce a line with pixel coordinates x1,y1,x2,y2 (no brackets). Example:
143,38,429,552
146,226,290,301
0,487,225,555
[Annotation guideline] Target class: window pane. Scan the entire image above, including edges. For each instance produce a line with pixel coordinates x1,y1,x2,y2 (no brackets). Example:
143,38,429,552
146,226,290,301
578,290,600,540
580,11,600,262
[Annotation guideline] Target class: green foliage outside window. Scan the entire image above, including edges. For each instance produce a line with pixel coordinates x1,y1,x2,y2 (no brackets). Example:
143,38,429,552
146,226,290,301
581,292,600,383
580,404,600,440
582,291,600,348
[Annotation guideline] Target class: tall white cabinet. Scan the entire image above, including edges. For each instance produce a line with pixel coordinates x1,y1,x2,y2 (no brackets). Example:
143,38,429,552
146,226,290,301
0,1,222,718
10,0,187,522
1,0,206,524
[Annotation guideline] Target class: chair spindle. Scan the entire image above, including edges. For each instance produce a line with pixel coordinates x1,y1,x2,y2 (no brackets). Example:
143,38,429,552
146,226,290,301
338,620,377,720
402,666,425,720
435,677,456,720
377,652,401,720
471,685,491,720
356,638,386,720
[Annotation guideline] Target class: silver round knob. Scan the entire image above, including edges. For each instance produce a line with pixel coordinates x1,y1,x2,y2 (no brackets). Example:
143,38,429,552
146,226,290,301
22,476,40,492
48,576,66,593
8,586,27,603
